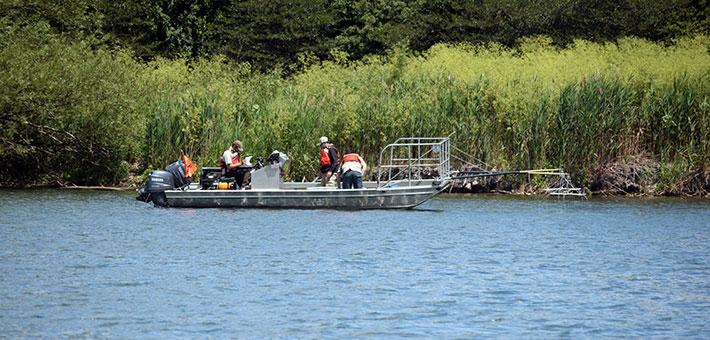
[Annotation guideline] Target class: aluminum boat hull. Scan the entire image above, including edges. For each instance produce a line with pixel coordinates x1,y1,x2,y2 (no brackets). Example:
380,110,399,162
163,181,447,209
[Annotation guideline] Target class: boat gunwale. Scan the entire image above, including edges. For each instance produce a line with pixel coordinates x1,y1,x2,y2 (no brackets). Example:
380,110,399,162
165,184,445,198
168,183,440,193
166,190,440,200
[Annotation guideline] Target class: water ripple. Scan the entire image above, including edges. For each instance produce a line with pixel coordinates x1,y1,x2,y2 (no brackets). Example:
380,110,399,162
0,190,709,337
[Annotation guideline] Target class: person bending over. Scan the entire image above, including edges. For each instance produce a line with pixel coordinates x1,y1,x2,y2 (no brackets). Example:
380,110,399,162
340,153,367,189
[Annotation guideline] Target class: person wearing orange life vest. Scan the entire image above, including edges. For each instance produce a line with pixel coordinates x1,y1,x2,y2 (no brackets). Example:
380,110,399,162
340,152,367,189
318,136,339,186
221,139,251,189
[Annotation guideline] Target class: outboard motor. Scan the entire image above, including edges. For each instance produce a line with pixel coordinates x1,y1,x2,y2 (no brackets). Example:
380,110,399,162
137,154,197,207
165,160,190,188
136,170,175,206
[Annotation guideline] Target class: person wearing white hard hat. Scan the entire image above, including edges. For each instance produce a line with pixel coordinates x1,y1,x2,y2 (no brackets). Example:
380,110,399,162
318,136,339,186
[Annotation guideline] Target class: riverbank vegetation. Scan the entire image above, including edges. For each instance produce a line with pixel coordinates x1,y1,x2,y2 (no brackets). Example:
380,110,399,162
1,1,708,195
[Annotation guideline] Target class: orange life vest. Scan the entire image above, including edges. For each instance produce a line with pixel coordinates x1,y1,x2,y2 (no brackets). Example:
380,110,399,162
342,153,360,164
320,145,338,167
320,147,331,166
220,151,241,169
182,154,197,177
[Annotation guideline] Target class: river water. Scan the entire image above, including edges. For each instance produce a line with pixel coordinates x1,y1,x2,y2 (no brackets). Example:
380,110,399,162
1,189,708,338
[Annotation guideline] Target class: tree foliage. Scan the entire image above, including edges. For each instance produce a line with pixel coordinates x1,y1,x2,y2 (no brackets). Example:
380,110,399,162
209,0,337,70
0,24,146,184
2,0,704,68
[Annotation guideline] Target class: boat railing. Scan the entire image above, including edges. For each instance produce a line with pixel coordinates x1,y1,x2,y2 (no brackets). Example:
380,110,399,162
376,137,451,188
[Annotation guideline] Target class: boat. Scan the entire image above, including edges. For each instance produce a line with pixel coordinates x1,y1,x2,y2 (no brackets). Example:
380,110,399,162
137,137,452,209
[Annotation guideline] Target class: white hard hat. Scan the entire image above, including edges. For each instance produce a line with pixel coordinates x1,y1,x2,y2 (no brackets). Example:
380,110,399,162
319,136,329,144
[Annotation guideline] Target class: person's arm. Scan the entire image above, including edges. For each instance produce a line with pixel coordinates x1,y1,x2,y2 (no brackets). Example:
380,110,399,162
224,150,242,169
222,150,231,169
327,147,338,174
230,151,243,168
359,156,367,174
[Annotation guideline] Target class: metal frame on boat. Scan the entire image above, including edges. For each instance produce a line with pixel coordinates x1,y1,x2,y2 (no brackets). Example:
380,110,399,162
154,137,453,209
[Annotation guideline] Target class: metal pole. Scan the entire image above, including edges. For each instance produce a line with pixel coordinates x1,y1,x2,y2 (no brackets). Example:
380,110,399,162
388,145,393,183
407,144,412,186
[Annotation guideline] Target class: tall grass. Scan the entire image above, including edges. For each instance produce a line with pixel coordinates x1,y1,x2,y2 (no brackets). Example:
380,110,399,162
2,26,708,191
259,36,709,185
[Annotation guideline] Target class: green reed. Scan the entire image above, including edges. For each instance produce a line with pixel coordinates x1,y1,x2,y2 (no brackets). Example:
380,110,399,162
140,36,708,188
3,25,708,191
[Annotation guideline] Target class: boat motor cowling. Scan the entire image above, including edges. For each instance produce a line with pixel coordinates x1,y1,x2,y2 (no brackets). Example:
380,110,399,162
145,170,176,192
137,153,198,206
137,170,175,206
165,160,192,188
